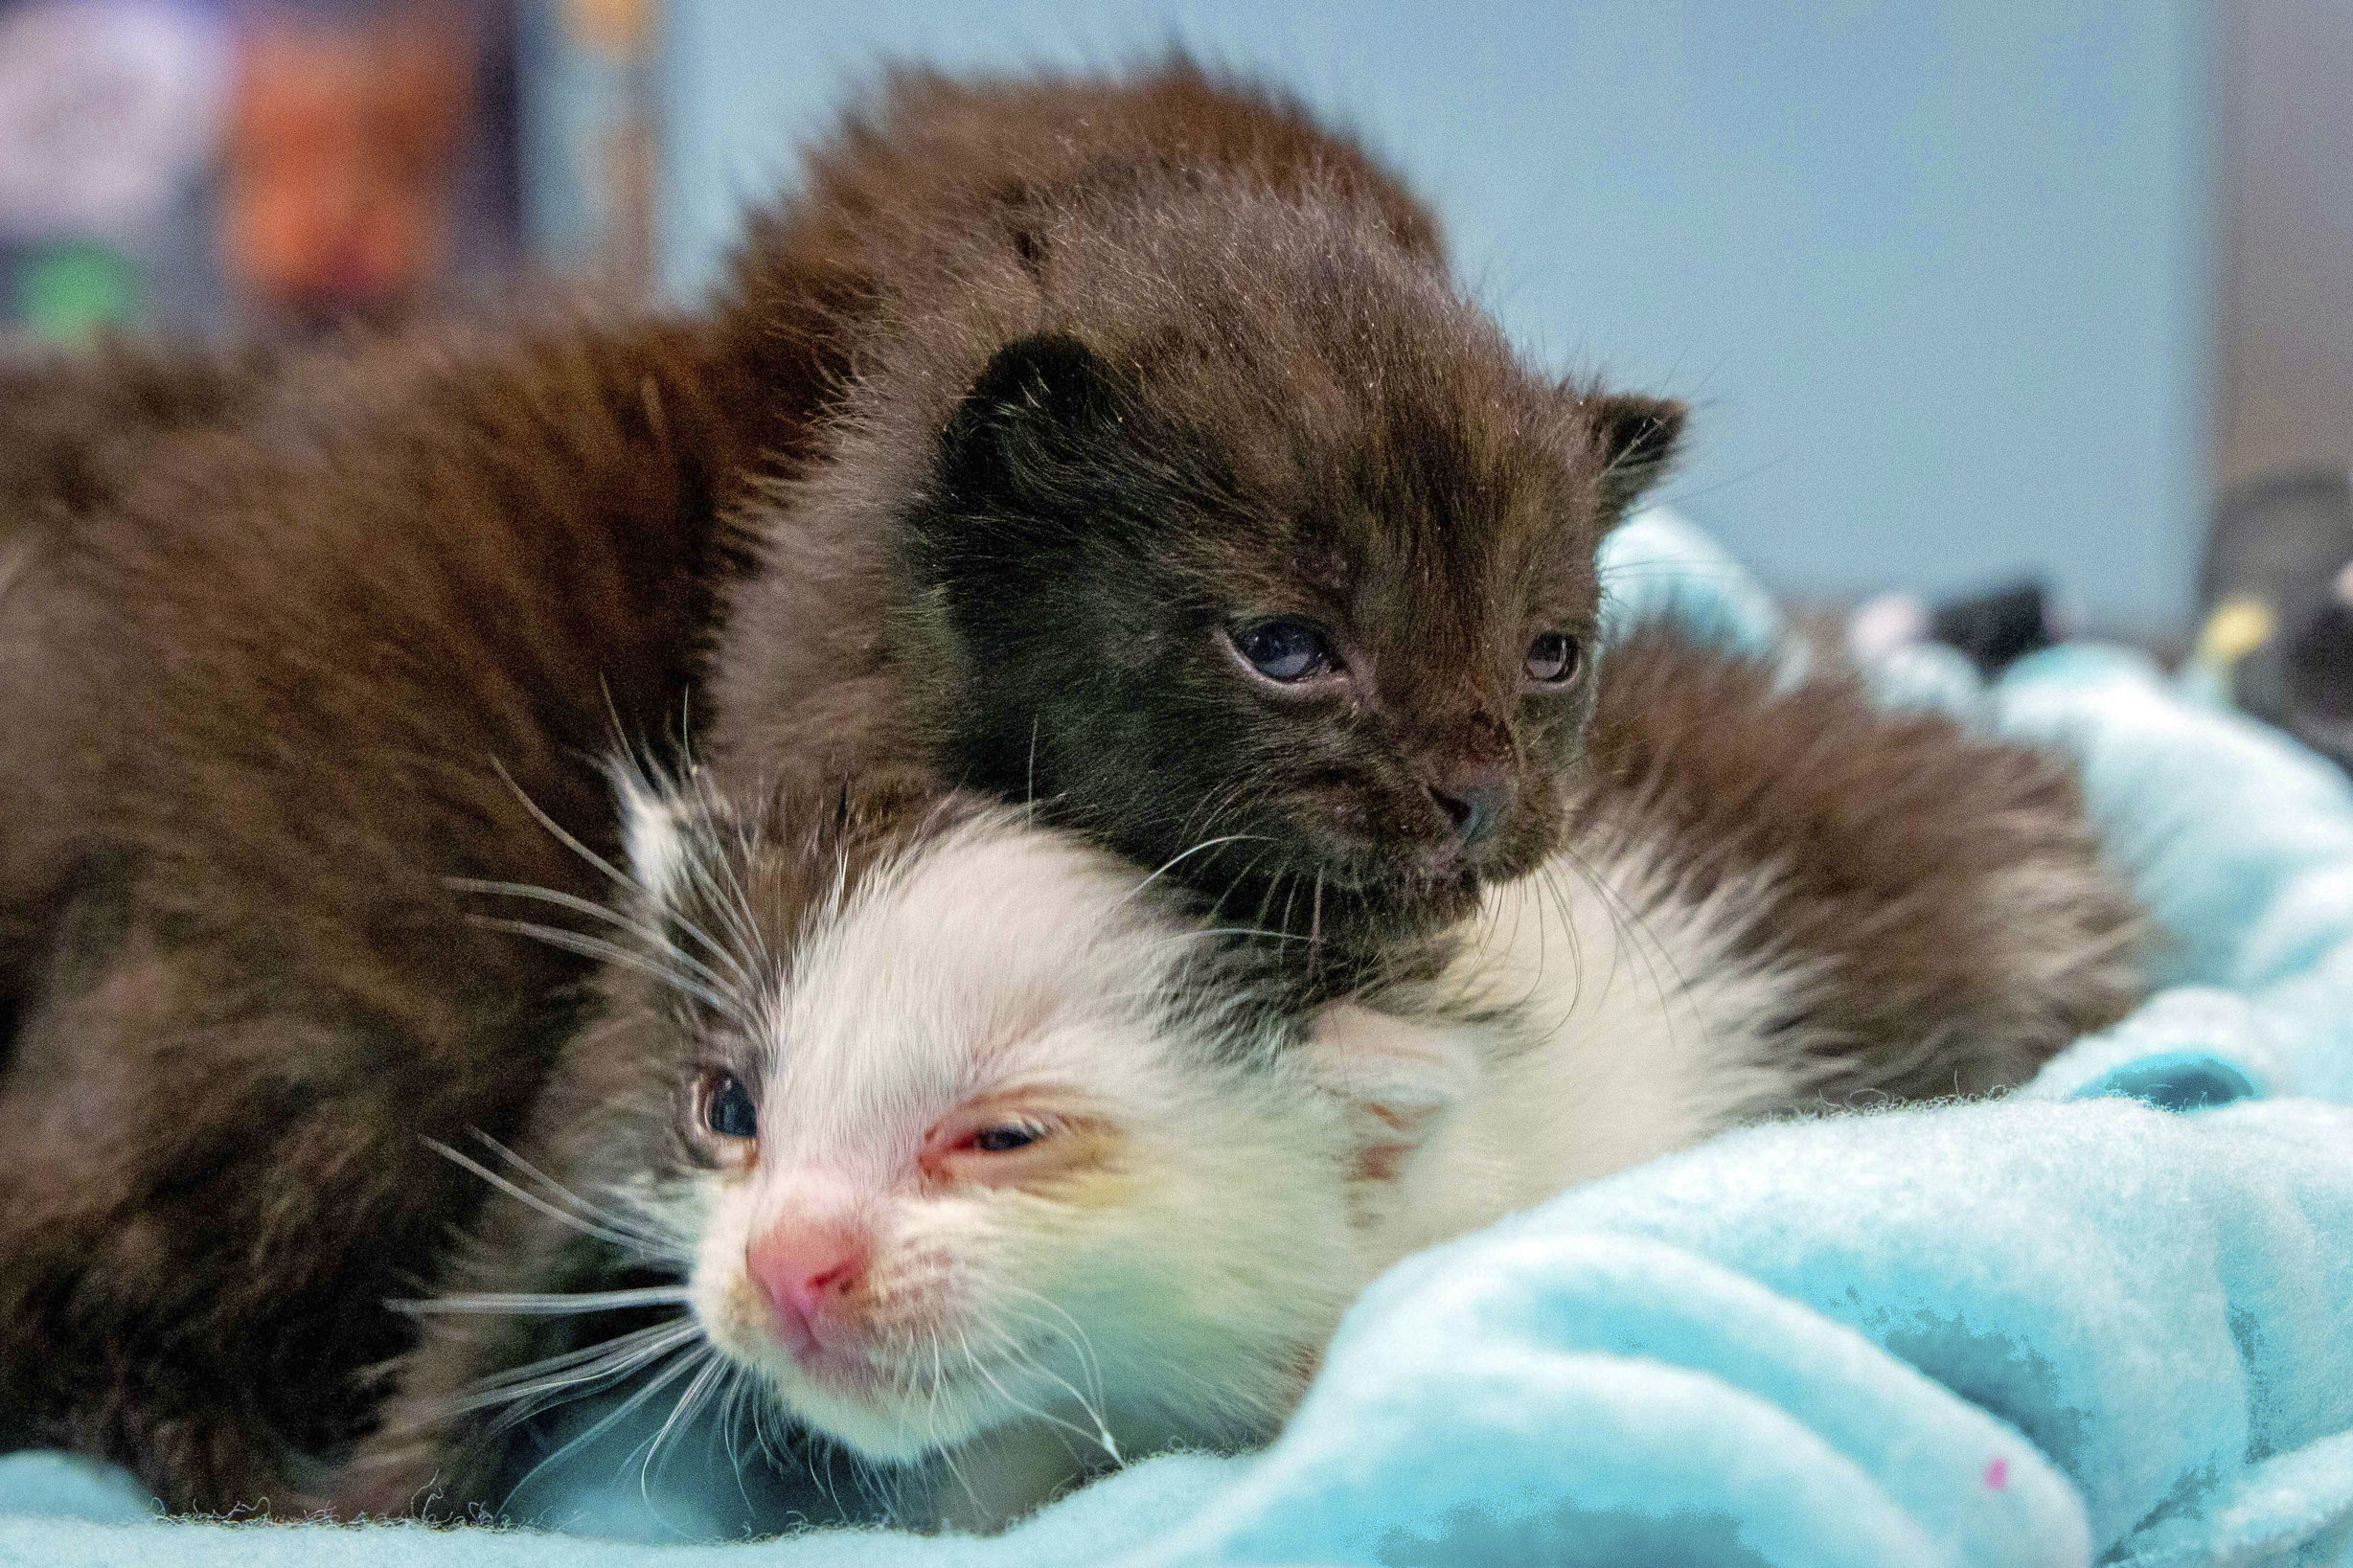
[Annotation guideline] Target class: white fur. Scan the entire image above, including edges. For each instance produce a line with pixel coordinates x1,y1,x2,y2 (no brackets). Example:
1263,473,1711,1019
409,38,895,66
636,801,1813,1527
1330,836,1818,1281
674,816,1360,1479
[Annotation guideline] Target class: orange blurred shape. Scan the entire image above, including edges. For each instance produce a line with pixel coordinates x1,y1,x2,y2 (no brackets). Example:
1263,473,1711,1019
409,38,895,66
564,0,652,59
221,12,475,306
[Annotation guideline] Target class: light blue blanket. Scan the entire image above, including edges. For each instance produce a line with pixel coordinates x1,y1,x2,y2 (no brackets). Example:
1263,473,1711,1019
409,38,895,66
9,512,2353,1567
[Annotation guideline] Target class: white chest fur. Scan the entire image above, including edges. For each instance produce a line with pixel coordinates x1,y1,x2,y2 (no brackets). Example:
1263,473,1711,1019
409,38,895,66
1328,832,1821,1284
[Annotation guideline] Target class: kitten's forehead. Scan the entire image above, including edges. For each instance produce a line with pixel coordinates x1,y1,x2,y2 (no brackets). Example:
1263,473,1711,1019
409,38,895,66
754,817,1198,1157
1087,213,1604,620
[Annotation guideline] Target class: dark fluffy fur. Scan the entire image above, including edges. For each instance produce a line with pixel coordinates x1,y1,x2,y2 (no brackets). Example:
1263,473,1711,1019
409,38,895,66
0,312,798,1505
0,338,276,551
702,65,1684,947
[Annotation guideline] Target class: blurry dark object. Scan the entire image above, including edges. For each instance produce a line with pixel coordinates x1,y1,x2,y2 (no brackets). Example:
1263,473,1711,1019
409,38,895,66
2291,592,2353,724
1842,578,2063,679
1928,579,2059,677
2194,466,2353,772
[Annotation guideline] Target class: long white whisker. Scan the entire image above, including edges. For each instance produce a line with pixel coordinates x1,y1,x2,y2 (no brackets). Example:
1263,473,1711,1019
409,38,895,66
459,1129,681,1254
638,1347,729,1507
445,875,758,999
497,1339,706,1506
964,1335,1129,1466
926,1329,982,1521
465,916,753,1024
717,1364,760,1518
677,799,778,980
422,1138,684,1261
491,757,631,890
995,1284,1106,1413
1117,834,1269,907
470,1322,705,1432
968,1322,1117,1463
400,1284,691,1316
467,1319,698,1398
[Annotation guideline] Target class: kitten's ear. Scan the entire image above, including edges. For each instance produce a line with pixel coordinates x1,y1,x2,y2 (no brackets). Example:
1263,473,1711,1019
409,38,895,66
1305,1003,1482,1187
1588,392,1686,518
938,333,1121,510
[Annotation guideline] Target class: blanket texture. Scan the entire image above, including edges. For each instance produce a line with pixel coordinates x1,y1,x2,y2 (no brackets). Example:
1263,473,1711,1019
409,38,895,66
9,511,2353,1567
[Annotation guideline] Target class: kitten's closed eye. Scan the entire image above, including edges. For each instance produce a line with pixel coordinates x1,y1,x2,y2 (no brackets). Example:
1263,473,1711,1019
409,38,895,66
921,1105,1100,1188
1229,618,1339,684
966,1125,1043,1153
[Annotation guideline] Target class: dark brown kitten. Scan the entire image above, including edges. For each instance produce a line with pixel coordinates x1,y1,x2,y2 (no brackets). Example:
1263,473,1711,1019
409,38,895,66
704,63,1684,949
0,315,788,1507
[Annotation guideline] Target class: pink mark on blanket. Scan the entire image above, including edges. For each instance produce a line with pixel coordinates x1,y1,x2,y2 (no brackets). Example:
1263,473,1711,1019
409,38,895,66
1983,1456,2010,1490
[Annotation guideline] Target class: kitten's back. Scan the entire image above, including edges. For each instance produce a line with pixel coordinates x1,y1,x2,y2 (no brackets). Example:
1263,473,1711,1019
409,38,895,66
1574,623,2143,1102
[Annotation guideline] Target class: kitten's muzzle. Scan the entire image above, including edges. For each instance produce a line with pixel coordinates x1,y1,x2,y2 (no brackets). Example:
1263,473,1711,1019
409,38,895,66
1426,766,1513,850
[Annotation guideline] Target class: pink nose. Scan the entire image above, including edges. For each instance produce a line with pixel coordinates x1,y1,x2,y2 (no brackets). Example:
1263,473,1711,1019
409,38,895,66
745,1227,868,1355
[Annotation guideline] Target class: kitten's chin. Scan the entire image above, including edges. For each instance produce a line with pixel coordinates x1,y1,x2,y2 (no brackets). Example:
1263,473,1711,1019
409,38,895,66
742,1344,1012,1463
1374,868,1486,933
700,1302,1013,1463
1227,848,1483,943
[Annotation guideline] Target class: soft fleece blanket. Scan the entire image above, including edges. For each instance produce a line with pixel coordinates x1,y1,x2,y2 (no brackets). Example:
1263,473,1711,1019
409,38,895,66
8,511,2353,1567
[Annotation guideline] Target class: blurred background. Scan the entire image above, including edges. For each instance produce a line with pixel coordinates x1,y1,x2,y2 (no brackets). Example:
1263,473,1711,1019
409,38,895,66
0,0,2342,649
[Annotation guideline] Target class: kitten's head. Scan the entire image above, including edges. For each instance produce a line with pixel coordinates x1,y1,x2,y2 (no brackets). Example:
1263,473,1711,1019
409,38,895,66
601,771,1475,1484
896,182,1683,943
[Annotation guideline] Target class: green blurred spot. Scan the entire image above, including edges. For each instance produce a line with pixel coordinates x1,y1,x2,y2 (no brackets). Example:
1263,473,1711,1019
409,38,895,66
13,241,143,343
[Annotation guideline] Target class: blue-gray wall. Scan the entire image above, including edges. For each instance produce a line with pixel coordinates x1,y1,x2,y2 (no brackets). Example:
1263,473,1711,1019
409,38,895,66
659,2,2211,634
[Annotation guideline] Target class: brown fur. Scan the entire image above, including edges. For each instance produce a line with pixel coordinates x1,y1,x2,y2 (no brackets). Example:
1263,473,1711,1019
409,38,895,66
0,338,277,554
0,313,802,1505
701,62,1683,945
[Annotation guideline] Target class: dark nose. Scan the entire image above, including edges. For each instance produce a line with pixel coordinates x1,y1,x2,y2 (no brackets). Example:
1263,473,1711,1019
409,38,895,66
1427,769,1514,846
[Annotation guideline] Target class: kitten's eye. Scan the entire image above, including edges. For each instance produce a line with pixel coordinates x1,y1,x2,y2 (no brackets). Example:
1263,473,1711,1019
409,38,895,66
1524,632,1583,686
965,1124,1044,1154
924,1110,1094,1185
700,1071,759,1141
1229,618,1339,683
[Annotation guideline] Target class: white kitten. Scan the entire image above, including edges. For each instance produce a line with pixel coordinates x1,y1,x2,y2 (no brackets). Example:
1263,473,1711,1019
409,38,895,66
603,776,1815,1528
